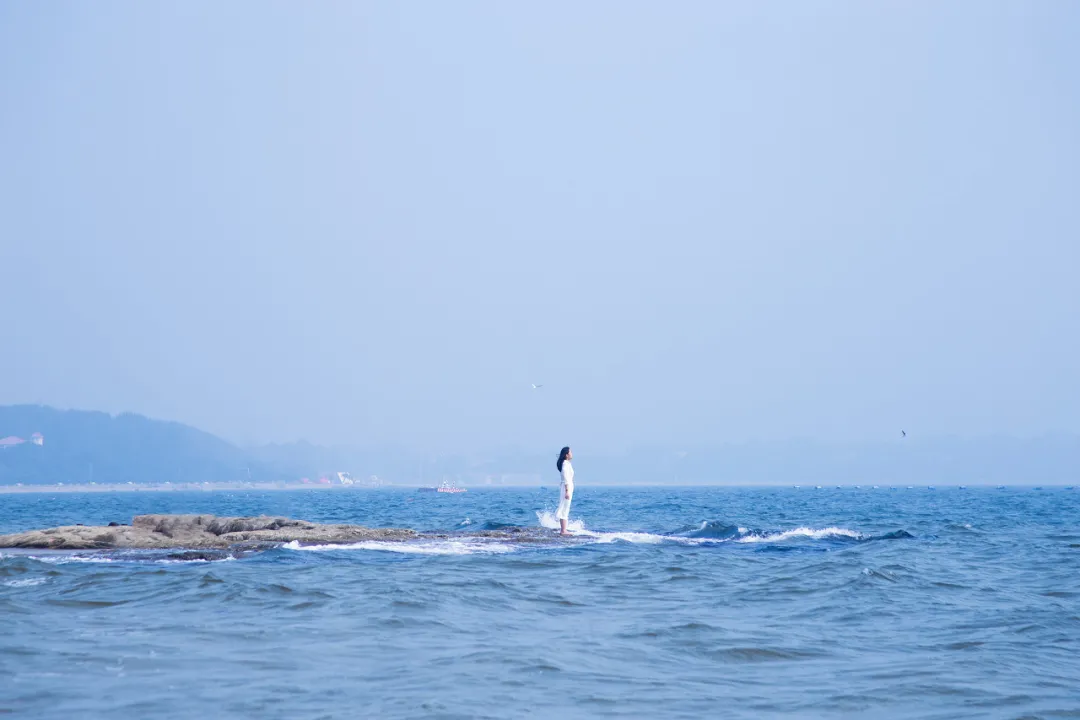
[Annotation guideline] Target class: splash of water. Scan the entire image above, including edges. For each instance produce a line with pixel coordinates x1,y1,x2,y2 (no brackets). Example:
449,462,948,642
535,510,586,533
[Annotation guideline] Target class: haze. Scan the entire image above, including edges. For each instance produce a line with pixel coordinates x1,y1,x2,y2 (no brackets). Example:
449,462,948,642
1,2,1077,454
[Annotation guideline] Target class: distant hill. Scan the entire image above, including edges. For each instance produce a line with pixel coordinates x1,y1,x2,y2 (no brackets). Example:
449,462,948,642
3,405,1077,486
0,405,288,485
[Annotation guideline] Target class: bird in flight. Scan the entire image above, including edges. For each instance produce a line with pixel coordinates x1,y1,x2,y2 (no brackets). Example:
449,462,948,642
531,383,543,390
901,430,907,438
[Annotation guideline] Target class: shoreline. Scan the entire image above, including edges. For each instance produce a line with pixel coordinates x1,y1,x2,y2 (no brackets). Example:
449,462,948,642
0,482,548,494
0,483,413,494
0,482,1073,494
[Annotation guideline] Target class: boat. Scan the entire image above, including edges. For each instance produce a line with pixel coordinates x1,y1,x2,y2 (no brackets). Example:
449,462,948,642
418,479,467,494
437,479,467,494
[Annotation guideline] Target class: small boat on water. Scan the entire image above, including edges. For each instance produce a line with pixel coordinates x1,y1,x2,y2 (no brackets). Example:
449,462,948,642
418,479,467,494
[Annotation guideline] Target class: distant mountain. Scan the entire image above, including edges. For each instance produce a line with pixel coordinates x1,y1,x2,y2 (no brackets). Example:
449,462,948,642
2,405,1077,486
0,405,287,485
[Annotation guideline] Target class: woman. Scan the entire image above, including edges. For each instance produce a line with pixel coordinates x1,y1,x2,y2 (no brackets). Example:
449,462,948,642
556,446,574,535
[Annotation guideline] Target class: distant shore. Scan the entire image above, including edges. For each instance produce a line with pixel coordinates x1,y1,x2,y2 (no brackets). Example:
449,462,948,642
0,482,387,494
0,481,1073,494
0,482,554,494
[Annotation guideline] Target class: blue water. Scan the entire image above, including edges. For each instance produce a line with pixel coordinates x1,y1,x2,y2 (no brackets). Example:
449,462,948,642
2,486,1079,719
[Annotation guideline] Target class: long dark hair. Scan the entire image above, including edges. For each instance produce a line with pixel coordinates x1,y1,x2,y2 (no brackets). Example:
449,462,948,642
557,446,570,473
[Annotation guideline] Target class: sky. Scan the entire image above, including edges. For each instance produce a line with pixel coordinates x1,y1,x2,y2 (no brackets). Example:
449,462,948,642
1,2,1078,453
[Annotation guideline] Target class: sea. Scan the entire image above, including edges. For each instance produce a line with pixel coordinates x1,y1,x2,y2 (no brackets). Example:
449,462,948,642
1,486,1078,720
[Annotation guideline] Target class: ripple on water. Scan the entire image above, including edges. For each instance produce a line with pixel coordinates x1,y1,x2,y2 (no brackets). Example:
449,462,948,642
1,486,1079,719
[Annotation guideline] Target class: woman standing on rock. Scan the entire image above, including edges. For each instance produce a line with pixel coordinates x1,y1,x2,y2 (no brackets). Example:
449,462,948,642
556,446,574,535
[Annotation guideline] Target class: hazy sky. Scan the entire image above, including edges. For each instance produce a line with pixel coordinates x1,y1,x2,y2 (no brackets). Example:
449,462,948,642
1,2,1077,452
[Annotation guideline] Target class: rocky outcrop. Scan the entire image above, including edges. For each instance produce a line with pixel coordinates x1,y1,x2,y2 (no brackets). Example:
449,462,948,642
0,514,418,550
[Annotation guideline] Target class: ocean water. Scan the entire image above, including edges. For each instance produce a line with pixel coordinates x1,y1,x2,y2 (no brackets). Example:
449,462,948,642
2,486,1079,719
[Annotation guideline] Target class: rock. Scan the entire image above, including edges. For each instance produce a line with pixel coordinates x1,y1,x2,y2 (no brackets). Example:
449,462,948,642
0,514,418,550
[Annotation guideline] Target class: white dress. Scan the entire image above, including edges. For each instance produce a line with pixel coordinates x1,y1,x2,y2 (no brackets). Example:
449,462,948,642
556,460,574,521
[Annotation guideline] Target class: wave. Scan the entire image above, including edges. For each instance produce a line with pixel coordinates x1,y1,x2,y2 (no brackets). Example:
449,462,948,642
21,554,119,564
735,526,864,543
583,531,685,545
535,511,686,544
282,539,518,556
536,511,587,533
680,521,747,540
679,521,913,544
875,530,915,540
534,513,910,548
1,551,237,565
533,512,892,547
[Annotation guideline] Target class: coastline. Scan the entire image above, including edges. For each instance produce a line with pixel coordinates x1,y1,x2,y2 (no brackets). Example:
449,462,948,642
0,482,387,494
0,481,1072,494
0,482,543,494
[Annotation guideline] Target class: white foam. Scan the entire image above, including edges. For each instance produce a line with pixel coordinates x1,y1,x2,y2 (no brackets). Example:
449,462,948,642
535,510,587,533
538,512,864,547
28,555,117,564
282,539,517,555
3,577,48,587
736,527,863,543
536,512,714,545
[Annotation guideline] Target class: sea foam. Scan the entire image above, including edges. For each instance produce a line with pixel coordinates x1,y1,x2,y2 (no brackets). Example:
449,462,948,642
282,539,517,555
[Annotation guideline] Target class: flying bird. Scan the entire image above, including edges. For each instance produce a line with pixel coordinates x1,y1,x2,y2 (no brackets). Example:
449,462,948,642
901,430,907,438
531,383,543,390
